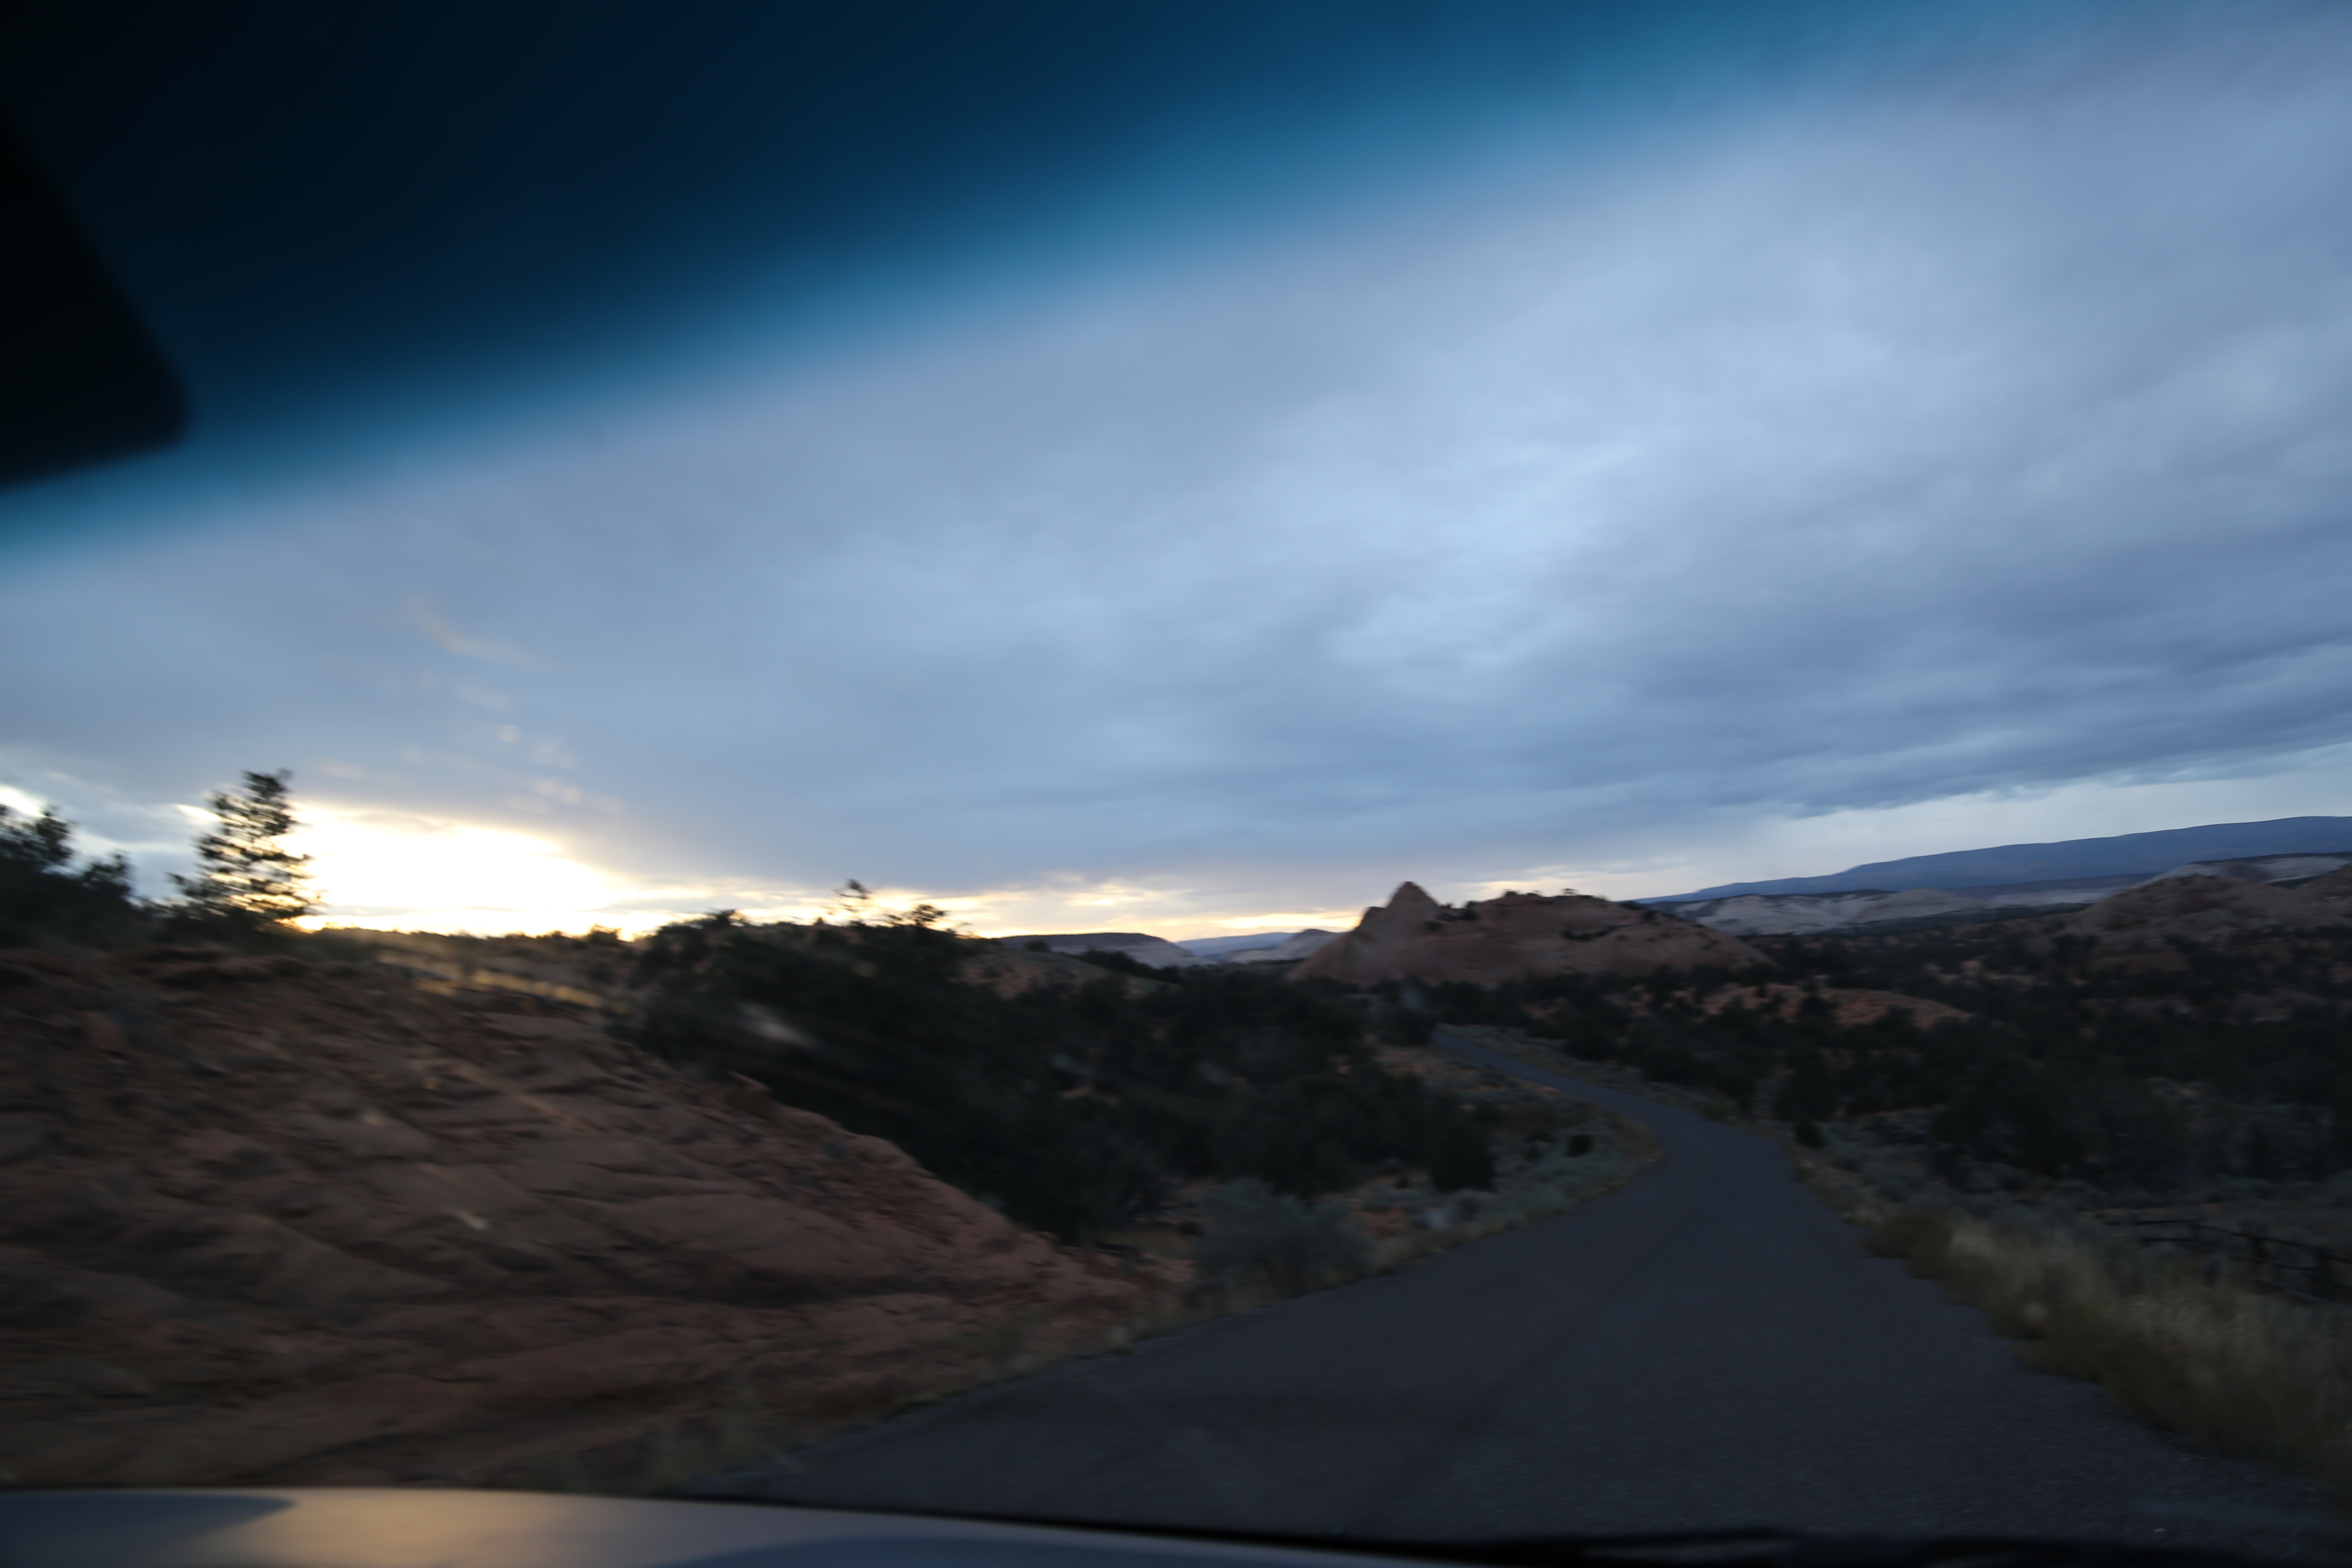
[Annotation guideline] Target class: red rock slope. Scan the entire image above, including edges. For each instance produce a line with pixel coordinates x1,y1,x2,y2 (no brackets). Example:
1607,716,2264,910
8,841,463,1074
1290,883,1767,986
0,946,1167,1488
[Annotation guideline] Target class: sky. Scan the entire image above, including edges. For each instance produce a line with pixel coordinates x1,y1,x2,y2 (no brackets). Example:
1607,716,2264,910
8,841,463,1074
4,0,2352,939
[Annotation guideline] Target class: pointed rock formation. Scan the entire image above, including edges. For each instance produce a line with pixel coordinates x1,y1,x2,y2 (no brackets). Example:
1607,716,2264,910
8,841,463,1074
1288,883,1767,986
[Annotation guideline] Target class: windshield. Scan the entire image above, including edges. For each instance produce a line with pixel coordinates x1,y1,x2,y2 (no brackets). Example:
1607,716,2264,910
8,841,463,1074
5,3,2352,1562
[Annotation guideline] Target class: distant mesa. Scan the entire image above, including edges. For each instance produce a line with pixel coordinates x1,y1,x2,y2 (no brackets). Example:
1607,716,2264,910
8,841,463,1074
1650,816,2352,901
1654,848,2352,937
1287,882,1764,987
994,929,1340,969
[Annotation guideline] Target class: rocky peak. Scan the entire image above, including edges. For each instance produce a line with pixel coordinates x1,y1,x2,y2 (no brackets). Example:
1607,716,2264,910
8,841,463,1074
1290,884,1766,986
1358,882,1444,931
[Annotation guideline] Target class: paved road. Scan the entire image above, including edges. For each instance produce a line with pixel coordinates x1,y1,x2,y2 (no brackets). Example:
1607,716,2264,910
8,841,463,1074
718,1039,2336,1556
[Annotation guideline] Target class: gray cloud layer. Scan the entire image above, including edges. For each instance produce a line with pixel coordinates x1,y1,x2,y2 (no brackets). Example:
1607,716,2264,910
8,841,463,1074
7,6,2352,915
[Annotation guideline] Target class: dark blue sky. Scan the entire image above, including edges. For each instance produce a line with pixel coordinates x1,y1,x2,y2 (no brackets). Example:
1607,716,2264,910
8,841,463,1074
4,0,2351,936
1,0,2032,495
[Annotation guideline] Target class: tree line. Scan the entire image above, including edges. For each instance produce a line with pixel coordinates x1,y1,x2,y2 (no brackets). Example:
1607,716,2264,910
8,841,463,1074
0,769,316,947
625,910,1499,1240
1380,923,2352,1193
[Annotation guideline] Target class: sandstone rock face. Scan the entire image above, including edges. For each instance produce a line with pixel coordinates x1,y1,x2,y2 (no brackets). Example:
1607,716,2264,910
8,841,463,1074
0,947,1167,1489
1288,884,1767,987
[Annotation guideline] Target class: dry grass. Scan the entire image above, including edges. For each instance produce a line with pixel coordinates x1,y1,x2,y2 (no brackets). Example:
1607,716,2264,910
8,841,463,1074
1482,1045,2352,1507
1858,1200,2352,1502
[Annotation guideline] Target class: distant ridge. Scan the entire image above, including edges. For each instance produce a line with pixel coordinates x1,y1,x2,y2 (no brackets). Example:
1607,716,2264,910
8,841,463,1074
1175,932,1295,957
991,931,1213,968
1649,816,2352,902
1000,929,1340,966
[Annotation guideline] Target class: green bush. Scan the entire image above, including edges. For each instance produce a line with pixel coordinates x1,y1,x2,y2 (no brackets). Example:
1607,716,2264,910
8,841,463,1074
1428,1112,1496,1191
624,919,1494,1239
1195,1178,1370,1294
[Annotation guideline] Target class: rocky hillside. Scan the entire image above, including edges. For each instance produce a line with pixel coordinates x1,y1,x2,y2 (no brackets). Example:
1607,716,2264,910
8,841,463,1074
2059,871,2352,966
1361,861,2352,1224
1290,883,1764,986
0,945,1167,1489
1240,928,1339,964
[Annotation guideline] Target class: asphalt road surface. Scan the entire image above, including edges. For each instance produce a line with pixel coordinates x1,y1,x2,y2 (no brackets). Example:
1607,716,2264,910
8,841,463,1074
717,1038,2337,1557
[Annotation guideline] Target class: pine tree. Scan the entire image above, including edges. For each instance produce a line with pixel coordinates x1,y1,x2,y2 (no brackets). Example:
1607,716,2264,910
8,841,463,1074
0,805,139,944
173,769,316,927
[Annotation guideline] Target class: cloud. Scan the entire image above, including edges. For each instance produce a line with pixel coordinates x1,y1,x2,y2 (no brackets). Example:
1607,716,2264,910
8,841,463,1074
6,4,2352,930
404,597,548,670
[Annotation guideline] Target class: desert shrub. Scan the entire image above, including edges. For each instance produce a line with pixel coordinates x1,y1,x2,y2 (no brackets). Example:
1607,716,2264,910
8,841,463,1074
1201,1070,1492,1198
1194,1178,1370,1294
1427,1111,1497,1191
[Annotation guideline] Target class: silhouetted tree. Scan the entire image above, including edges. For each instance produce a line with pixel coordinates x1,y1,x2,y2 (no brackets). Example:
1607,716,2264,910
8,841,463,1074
172,770,315,929
0,805,140,945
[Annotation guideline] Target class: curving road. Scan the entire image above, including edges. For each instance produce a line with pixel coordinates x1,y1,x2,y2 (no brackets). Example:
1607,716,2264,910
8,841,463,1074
717,1038,2336,1557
